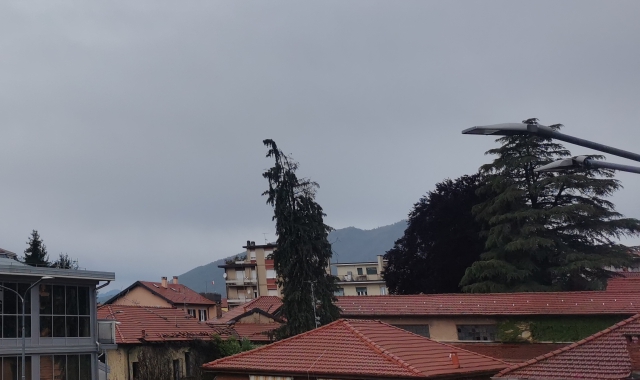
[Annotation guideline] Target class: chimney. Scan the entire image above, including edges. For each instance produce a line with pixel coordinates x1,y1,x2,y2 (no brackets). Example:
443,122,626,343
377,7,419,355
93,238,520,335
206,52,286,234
449,353,460,369
161,277,168,288
216,302,223,318
626,335,640,378
172,276,178,285
141,329,146,338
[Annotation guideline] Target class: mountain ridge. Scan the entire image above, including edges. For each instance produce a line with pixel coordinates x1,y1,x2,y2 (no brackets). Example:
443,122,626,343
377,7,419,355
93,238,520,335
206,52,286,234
178,220,407,294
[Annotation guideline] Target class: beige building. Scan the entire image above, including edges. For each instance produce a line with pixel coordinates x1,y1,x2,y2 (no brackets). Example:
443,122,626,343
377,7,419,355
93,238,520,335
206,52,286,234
219,242,280,308
104,276,218,321
333,255,388,296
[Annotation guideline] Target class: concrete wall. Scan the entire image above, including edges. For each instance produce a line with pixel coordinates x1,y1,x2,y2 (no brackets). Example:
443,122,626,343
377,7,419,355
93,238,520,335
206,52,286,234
237,312,276,324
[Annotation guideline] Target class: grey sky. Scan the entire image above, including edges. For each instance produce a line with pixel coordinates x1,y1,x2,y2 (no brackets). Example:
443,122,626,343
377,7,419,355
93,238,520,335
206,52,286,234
1,1,639,291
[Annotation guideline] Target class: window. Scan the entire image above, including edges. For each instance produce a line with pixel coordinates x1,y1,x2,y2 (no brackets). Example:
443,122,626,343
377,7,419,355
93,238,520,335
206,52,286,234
1,282,32,338
184,352,192,376
366,267,377,275
379,286,387,295
266,269,277,279
40,354,91,380
198,309,207,321
334,288,344,296
39,285,90,338
0,356,32,380
173,359,181,380
187,309,196,318
132,362,140,380
356,268,363,276
396,325,430,337
456,325,497,341
356,287,367,296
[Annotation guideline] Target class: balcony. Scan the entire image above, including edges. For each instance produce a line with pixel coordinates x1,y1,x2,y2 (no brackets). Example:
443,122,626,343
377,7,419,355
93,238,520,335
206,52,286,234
338,274,383,282
225,278,257,286
97,320,118,349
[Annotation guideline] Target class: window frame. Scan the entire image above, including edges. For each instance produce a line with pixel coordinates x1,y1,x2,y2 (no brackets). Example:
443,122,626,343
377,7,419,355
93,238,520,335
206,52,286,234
456,324,497,341
355,287,368,296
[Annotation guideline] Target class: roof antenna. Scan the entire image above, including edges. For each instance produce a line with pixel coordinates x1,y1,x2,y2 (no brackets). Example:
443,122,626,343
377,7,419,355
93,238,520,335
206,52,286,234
263,233,268,244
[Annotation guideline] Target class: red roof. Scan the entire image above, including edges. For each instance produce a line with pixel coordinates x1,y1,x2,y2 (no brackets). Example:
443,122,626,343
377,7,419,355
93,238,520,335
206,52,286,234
202,319,507,379
210,296,282,323
138,281,216,305
98,305,277,344
98,305,215,344
209,323,280,343
451,343,569,364
495,314,640,379
608,277,640,293
337,292,640,317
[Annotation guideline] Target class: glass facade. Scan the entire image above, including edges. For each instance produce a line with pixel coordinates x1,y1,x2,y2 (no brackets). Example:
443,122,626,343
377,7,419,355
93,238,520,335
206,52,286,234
0,356,32,380
0,282,32,338
40,355,91,380
39,285,90,338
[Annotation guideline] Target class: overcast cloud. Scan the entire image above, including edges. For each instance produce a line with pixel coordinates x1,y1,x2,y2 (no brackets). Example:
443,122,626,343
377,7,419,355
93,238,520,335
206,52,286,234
1,1,639,291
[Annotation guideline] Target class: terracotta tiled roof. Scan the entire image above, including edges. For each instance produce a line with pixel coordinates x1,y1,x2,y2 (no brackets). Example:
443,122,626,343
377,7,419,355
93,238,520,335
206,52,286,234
202,319,507,378
451,343,569,364
337,292,640,317
495,314,640,379
607,277,640,293
98,305,215,344
209,296,282,324
138,281,216,305
98,305,275,344
104,281,216,306
209,323,280,343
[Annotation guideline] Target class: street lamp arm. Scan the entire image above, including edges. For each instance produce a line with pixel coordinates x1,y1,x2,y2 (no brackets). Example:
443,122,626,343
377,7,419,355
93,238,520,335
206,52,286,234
534,156,640,174
463,123,640,163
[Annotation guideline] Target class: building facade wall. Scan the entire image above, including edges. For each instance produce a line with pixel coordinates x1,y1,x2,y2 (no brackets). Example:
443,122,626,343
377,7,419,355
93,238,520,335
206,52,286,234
109,286,172,308
106,345,193,380
0,276,105,380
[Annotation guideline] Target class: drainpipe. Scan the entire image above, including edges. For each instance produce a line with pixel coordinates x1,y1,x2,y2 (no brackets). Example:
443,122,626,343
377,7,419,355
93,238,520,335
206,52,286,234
127,347,132,380
97,281,111,290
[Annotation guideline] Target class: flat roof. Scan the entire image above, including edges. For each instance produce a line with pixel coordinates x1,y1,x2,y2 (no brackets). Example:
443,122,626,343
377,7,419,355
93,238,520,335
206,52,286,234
0,263,115,281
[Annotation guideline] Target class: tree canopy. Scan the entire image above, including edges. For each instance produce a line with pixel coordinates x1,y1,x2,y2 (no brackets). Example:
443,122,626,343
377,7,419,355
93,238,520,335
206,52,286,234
460,119,640,292
23,230,49,266
262,139,340,337
383,174,487,294
51,253,79,269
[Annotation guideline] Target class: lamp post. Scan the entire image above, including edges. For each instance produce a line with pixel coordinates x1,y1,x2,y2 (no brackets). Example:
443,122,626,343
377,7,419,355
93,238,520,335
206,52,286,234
0,276,54,380
462,121,640,173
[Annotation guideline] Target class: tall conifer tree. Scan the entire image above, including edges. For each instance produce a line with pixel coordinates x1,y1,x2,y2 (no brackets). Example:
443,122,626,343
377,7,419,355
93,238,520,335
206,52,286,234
24,230,50,266
461,119,640,292
262,139,339,337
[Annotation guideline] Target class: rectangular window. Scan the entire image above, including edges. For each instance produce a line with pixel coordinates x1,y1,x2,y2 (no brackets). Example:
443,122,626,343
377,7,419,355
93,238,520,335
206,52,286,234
379,286,387,295
356,268,363,276
198,309,207,321
173,359,181,380
334,288,344,296
396,325,430,337
132,362,140,380
40,285,91,338
356,287,367,296
366,267,377,275
187,309,196,318
1,282,32,338
456,325,497,341
185,352,192,376
266,269,277,279
0,356,32,380
40,354,91,380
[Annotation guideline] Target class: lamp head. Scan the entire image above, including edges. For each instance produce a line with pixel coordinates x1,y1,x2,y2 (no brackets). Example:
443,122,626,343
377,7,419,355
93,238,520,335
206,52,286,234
462,123,535,136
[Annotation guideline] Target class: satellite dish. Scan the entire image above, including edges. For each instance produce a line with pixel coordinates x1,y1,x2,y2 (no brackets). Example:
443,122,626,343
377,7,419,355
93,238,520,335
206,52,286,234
223,273,227,279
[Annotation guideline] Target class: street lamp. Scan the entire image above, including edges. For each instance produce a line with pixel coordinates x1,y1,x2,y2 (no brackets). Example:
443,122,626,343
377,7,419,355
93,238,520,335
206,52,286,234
0,276,54,380
462,121,640,172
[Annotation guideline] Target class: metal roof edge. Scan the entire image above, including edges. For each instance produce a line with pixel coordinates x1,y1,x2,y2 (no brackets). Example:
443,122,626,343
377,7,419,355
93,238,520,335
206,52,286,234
0,265,115,281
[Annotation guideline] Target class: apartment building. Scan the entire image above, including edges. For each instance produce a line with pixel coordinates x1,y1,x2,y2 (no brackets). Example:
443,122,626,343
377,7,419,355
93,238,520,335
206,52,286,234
0,249,116,380
333,255,388,296
218,242,279,308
